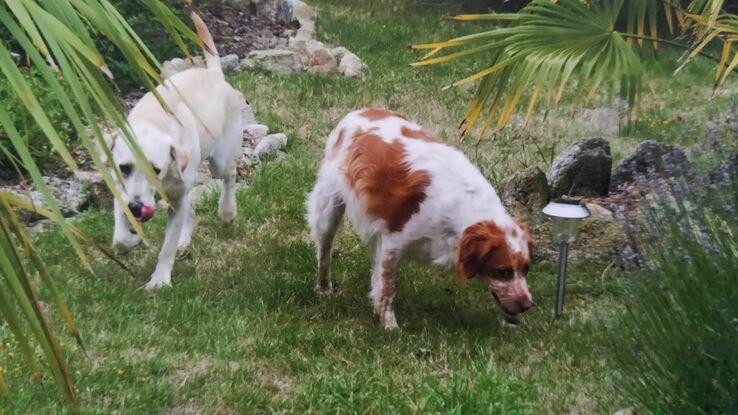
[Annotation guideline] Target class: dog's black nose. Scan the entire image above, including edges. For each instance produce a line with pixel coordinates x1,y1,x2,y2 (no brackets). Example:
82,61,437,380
128,198,143,217
518,299,533,313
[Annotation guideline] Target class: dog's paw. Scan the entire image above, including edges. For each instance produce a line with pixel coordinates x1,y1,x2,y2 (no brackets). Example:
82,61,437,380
315,279,339,296
218,208,237,225
380,310,399,330
145,277,171,290
113,234,141,252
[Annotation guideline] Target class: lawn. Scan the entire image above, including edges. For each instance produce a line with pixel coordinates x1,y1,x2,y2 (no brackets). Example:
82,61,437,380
1,0,734,413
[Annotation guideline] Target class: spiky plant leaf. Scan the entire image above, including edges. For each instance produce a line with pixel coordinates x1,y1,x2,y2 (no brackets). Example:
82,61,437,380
0,0,197,410
413,0,737,138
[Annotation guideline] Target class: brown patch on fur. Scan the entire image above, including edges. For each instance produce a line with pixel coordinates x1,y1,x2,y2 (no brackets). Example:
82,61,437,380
456,221,531,280
345,134,430,233
401,125,437,143
515,218,534,258
359,108,406,122
378,250,397,326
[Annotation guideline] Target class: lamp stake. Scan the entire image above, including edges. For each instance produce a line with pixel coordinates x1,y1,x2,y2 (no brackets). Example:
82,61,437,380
555,242,569,317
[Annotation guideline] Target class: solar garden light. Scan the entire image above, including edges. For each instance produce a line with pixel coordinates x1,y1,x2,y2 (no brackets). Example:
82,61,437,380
542,199,591,317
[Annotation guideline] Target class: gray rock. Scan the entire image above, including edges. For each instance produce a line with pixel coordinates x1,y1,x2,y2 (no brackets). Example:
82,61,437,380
6,176,91,220
338,52,366,78
284,0,317,40
74,170,111,208
709,151,737,187
241,147,260,168
255,133,288,160
220,54,240,74
243,49,301,74
503,166,549,216
611,140,695,191
290,0,316,25
308,46,337,74
548,138,612,197
256,0,293,24
331,47,351,61
613,409,635,415
161,56,204,79
161,58,190,79
245,124,269,140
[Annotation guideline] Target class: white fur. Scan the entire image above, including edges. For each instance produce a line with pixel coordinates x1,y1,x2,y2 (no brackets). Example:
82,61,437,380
307,109,530,328
111,38,244,289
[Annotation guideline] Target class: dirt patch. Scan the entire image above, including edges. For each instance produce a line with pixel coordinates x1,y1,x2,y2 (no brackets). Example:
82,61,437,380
200,0,293,58
255,364,294,398
167,355,218,389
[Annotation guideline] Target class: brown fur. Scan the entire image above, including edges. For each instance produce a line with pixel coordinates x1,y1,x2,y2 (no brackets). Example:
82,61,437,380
378,250,398,326
345,134,431,233
401,125,437,142
359,108,406,122
456,221,532,280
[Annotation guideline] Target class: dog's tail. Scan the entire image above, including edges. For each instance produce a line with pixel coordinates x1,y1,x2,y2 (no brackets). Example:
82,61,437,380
189,7,222,77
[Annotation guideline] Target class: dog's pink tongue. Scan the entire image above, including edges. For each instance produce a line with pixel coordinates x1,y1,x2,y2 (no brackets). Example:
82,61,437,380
140,205,156,222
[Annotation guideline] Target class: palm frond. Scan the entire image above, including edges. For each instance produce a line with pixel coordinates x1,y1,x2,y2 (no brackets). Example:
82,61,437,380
0,0,197,409
414,0,643,138
413,0,737,138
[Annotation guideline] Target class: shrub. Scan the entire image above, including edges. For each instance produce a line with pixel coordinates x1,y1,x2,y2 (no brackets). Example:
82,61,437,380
611,183,738,414
0,69,76,178
98,0,191,92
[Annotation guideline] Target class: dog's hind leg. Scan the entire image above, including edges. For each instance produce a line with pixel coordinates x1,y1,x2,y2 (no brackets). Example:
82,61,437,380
307,162,345,294
209,91,243,224
177,192,196,253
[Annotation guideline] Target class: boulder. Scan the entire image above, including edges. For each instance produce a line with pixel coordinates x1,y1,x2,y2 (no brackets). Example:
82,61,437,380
502,166,549,216
254,133,288,160
308,46,337,74
74,170,111,209
291,0,317,24
245,124,269,141
331,47,351,61
242,49,301,74
709,151,737,187
547,138,612,197
241,147,260,168
6,176,91,220
220,54,240,74
256,0,293,24
338,52,366,78
161,56,204,79
611,140,696,191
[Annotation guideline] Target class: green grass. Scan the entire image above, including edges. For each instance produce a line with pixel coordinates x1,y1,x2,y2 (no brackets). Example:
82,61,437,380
1,0,735,413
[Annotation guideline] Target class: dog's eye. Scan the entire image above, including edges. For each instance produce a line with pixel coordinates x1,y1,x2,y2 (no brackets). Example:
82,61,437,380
495,269,514,280
119,163,133,177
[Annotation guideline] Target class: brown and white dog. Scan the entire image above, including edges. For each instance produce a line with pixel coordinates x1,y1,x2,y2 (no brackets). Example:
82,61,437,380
307,108,534,329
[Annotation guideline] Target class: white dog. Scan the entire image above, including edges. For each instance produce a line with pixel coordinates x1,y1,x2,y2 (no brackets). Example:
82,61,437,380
111,11,244,289
307,108,534,329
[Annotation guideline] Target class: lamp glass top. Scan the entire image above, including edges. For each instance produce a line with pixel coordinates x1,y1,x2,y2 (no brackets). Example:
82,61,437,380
542,199,591,219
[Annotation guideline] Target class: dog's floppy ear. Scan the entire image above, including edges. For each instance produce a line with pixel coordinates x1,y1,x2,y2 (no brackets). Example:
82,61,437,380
456,221,505,281
169,144,189,178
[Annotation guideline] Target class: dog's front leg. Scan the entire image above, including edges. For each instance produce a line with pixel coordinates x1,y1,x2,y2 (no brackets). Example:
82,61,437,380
145,196,188,290
112,198,141,252
370,242,401,330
